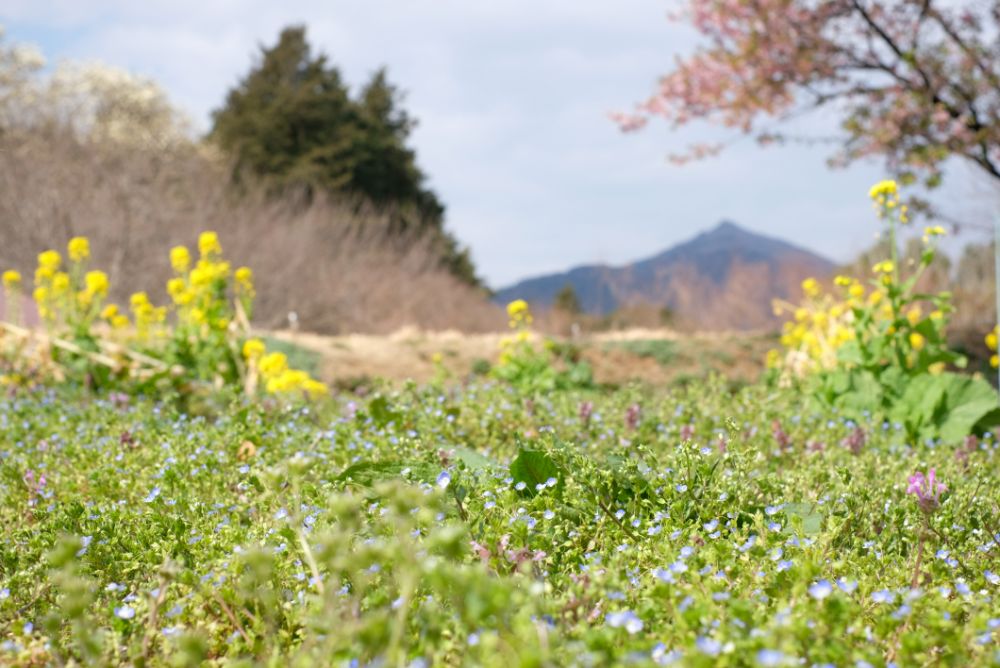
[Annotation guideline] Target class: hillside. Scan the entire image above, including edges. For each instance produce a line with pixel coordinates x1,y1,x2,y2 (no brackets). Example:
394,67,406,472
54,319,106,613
494,221,835,330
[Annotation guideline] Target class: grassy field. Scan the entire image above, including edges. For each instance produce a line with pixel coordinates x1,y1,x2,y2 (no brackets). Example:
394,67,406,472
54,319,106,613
1,373,999,666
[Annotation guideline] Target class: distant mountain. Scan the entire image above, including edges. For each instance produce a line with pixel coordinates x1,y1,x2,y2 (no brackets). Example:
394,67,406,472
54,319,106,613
494,221,836,330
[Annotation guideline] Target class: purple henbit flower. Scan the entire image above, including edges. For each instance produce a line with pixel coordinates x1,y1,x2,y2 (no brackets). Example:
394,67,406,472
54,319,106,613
842,427,866,455
680,423,695,442
956,434,978,467
907,468,947,512
625,404,641,431
771,420,791,451
579,401,594,425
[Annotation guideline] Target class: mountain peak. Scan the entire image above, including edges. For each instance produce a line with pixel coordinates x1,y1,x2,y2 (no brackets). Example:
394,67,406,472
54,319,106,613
493,222,835,330
712,220,742,233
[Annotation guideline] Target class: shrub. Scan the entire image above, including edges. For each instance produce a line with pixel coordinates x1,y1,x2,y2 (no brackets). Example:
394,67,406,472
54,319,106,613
491,300,593,393
770,180,1000,443
0,233,326,401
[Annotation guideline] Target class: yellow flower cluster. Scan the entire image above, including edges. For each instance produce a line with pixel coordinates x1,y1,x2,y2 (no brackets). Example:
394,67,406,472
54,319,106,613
24,238,115,326
129,291,166,339
100,303,129,329
772,277,858,377
507,299,532,329
986,326,999,369
167,231,240,332
2,270,21,290
922,225,946,244
246,343,328,399
68,236,90,263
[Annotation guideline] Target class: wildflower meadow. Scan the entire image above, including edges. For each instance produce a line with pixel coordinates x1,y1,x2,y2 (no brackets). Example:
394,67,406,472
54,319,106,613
1,182,1000,667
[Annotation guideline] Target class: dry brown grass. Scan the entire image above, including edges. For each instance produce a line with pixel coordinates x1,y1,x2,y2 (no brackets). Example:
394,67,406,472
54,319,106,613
0,129,503,333
270,326,772,387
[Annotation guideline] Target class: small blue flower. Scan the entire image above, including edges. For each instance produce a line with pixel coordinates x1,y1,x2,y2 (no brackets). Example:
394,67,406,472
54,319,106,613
606,610,644,634
756,649,786,666
871,590,894,604
653,568,674,583
985,570,1000,585
436,471,451,489
651,643,682,665
836,578,858,594
115,606,136,620
809,580,833,600
695,636,721,656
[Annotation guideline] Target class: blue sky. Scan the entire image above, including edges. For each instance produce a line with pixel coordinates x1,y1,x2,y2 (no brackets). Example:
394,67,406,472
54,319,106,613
2,0,991,287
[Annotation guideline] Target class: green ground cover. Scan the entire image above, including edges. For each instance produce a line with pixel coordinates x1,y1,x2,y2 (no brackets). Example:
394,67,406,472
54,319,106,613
1,378,998,666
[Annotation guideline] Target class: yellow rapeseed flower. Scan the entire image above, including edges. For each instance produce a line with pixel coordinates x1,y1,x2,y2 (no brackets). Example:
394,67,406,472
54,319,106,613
68,237,90,263
198,231,222,257
922,225,946,242
38,250,61,273
303,379,329,399
909,332,925,350
167,277,186,299
259,352,288,379
2,270,21,289
801,277,820,298
872,260,894,274
507,299,529,319
100,304,119,319
242,338,266,360
868,179,898,200
985,327,998,351
84,270,109,298
130,292,151,309
51,272,70,295
235,266,253,285
170,246,191,273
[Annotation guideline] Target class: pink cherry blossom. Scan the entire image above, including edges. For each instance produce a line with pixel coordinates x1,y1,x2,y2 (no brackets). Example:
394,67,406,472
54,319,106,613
617,1,1000,188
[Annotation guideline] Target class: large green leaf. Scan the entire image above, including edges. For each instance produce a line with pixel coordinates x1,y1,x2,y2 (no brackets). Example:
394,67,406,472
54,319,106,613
365,395,401,429
510,449,561,498
938,375,1000,443
336,461,438,487
782,502,824,535
452,447,500,471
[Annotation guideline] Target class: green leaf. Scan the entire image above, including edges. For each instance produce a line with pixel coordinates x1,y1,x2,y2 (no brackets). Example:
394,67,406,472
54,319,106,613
782,502,824,535
452,447,499,471
510,449,561,497
336,460,438,487
365,395,400,429
937,375,1000,443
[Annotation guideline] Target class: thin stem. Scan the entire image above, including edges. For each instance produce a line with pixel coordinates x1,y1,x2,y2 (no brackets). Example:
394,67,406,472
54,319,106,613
910,529,925,589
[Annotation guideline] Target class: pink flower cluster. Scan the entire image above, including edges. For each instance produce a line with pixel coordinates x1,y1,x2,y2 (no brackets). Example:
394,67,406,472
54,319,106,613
907,468,946,512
